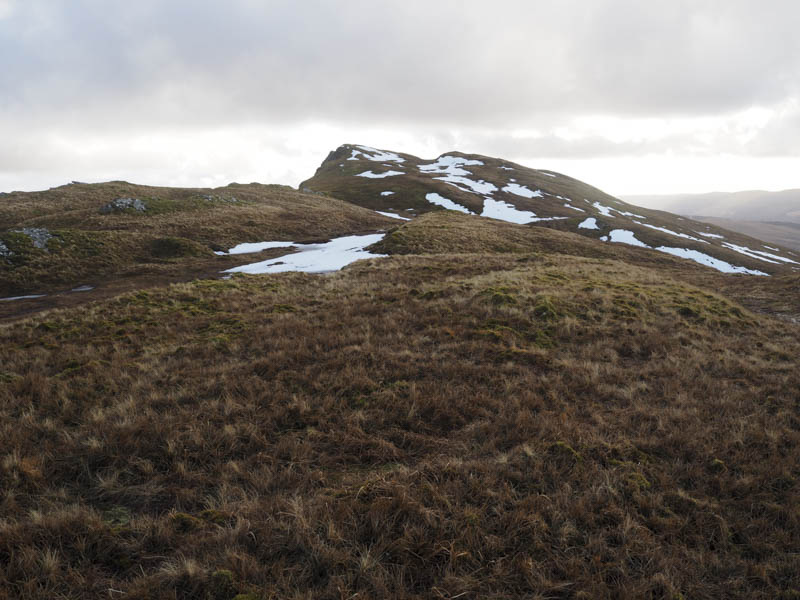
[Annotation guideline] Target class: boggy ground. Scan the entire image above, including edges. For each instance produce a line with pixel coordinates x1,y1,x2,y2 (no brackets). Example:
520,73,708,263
1,248,799,599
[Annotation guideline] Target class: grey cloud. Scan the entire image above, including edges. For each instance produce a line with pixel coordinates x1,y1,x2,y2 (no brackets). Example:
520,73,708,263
2,1,800,193
3,0,799,128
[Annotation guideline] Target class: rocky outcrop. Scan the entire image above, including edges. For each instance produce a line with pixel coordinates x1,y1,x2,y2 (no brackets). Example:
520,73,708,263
15,228,53,249
100,197,147,213
201,194,239,203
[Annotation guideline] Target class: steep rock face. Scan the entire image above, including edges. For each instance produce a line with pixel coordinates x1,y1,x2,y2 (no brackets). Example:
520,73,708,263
301,144,800,276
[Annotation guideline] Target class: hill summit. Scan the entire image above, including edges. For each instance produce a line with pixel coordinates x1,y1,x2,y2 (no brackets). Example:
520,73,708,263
301,144,800,277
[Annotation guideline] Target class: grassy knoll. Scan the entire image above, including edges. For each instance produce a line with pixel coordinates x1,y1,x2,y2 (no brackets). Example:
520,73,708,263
1,243,798,598
0,181,394,295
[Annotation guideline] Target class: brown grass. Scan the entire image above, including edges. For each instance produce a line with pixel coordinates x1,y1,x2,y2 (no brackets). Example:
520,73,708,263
1,248,799,598
0,181,394,295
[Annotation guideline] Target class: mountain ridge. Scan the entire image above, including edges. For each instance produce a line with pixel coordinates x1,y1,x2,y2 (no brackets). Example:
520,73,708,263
300,144,800,277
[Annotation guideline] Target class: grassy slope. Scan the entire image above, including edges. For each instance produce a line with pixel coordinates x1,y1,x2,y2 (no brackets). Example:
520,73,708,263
0,181,394,295
2,213,799,598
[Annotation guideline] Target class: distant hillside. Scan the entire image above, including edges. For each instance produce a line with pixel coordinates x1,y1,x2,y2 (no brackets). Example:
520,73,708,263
301,144,800,277
623,189,800,223
690,217,800,252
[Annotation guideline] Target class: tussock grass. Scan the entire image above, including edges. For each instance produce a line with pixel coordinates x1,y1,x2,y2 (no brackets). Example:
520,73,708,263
1,249,799,598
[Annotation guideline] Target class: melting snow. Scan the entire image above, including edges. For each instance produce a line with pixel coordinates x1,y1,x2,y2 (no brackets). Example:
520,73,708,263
425,192,472,214
499,166,514,171
481,198,538,224
417,156,498,195
436,175,498,195
600,229,769,275
764,245,779,251
607,229,650,248
217,241,295,255
634,222,708,243
615,209,646,219
697,231,724,239
356,170,404,179
502,183,544,199
592,202,615,217
0,294,46,302
565,203,585,212
376,211,411,221
578,217,599,230
224,234,386,275
349,146,405,163
722,242,799,265
655,247,768,276
70,285,95,292
380,191,395,196
592,201,646,219
419,155,484,176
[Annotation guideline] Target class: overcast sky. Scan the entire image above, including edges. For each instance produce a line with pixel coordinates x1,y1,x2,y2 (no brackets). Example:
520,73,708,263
2,0,799,200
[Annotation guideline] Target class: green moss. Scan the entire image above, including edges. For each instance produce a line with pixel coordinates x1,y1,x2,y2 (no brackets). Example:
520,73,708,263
271,303,297,313
102,505,132,527
532,296,561,320
200,509,234,526
210,569,237,599
479,286,517,306
171,512,202,532
626,471,651,490
551,440,582,462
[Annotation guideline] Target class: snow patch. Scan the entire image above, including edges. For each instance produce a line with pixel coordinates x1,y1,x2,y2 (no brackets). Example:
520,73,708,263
349,146,405,163
592,201,645,219
356,170,404,179
0,294,46,302
564,203,585,212
481,198,537,224
599,229,769,275
655,247,768,276
615,209,646,219
216,241,295,255
425,192,472,214
70,285,95,293
435,175,498,195
578,217,599,230
419,155,484,176
539,171,558,177
498,166,514,171
224,234,386,275
592,202,615,217
722,242,799,265
502,183,543,199
634,222,708,243
607,229,650,248
380,191,395,196
376,211,411,221
696,231,724,239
